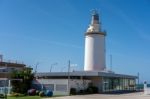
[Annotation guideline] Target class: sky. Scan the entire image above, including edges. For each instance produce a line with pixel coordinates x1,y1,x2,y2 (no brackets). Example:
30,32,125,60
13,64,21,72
0,0,150,83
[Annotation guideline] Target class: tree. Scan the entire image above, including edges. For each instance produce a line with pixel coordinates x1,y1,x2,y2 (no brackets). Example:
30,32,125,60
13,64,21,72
11,68,34,94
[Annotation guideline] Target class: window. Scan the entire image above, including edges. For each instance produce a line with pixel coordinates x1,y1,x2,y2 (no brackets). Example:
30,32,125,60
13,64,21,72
44,84,54,91
56,84,67,92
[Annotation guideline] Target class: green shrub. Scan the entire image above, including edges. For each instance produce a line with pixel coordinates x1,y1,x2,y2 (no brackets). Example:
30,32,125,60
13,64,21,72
9,93,25,97
70,88,77,95
13,93,19,97
87,87,93,94
79,89,88,94
39,91,45,97
36,90,40,96
90,86,98,93
86,86,98,94
0,94,4,98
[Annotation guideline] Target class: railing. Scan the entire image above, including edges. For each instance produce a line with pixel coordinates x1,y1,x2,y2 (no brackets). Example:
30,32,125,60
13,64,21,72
1,60,24,64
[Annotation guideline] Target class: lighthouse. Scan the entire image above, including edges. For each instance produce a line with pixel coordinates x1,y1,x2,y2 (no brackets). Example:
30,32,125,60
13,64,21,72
35,10,137,95
84,11,106,71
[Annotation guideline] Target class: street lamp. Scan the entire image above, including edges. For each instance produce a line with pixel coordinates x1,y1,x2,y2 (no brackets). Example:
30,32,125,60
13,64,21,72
34,62,39,74
70,64,77,72
50,63,58,72
68,60,70,95
4,63,8,99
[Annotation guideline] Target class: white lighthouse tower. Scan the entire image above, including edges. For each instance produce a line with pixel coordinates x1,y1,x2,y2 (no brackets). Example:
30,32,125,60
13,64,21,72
84,11,106,71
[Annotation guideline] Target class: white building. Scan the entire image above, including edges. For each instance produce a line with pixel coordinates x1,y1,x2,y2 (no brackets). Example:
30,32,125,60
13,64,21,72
34,11,137,95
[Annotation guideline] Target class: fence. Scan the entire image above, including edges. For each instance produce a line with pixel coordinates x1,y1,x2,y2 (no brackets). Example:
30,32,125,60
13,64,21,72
144,83,150,95
0,87,11,94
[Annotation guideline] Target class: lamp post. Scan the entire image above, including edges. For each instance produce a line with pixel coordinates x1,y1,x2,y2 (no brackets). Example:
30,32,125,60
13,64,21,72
4,63,8,99
34,62,39,75
137,72,140,91
70,64,77,72
68,60,70,95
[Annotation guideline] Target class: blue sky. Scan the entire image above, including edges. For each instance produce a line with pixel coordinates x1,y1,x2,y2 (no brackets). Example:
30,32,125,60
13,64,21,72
0,0,150,83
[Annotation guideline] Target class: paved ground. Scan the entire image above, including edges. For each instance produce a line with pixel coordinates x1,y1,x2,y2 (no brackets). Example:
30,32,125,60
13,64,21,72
43,92,150,99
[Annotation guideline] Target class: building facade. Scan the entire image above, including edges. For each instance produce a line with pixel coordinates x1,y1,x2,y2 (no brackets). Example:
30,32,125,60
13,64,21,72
0,61,26,79
0,61,30,94
34,71,137,95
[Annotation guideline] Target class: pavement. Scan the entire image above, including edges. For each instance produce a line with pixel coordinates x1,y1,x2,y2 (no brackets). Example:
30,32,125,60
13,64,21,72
42,92,150,99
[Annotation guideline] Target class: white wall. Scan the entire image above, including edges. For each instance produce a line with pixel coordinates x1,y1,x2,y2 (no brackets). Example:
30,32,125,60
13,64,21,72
34,79,92,96
34,79,69,96
69,79,91,91
84,34,106,71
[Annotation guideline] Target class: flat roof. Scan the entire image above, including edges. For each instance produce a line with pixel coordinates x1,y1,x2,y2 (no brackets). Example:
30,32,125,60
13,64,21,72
0,62,25,68
35,71,137,79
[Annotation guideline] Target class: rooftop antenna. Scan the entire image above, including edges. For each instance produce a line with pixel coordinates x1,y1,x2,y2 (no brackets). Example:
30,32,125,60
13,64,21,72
91,9,98,14
110,54,113,71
